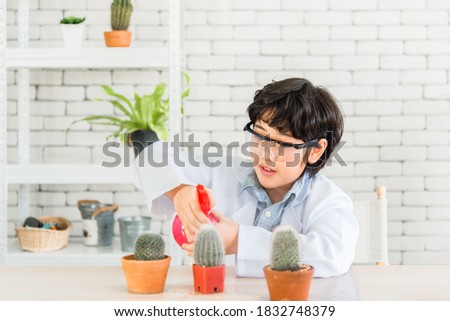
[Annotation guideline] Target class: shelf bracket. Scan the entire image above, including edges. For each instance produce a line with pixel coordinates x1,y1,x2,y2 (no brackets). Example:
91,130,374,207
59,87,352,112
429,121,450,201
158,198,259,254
169,0,184,141
0,0,8,264
17,0,30,228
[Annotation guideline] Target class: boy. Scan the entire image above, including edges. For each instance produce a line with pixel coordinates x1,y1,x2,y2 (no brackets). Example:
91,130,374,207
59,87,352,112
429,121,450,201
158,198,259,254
135,78,359,278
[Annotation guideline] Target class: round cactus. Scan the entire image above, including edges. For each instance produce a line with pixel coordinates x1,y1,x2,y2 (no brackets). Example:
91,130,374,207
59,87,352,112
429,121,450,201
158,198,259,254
134,232,165,261
111,0,133,31
270,225,302,271
194,225,224,267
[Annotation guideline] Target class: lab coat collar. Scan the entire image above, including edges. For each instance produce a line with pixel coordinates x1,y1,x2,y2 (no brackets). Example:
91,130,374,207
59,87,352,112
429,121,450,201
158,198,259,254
291,173,313,207
231,189,259,226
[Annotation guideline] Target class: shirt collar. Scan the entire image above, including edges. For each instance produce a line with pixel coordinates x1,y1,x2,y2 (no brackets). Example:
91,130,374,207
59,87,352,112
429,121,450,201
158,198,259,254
238,167,310,206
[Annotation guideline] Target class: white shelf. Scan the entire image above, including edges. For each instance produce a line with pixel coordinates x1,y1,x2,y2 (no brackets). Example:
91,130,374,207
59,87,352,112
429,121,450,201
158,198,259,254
7,164,134,184
6,48,170,69
7,237,125,266
0,0,183,265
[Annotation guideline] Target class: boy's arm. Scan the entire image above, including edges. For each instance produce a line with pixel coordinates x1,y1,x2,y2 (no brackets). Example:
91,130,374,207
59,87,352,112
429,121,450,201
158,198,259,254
164,184,188,201
134,141,212,217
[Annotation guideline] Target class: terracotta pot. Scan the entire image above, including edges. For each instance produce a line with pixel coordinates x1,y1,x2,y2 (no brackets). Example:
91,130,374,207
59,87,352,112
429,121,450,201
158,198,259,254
104,31,132,47
263,264,315,301
192,264,225,294
121,254,171,294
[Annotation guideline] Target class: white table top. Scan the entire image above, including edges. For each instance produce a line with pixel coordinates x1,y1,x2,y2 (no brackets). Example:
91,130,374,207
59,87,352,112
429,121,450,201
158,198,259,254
1,265,450,300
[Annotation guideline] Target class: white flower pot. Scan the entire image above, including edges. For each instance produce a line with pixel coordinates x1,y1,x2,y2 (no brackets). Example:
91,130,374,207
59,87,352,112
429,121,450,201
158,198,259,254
61,24,84,49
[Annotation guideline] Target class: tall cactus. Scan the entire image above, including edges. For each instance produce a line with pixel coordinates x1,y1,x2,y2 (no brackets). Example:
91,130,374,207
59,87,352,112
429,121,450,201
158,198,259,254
194,225,224,267
134,232,165,261
111,0,133,31
270,225,302,271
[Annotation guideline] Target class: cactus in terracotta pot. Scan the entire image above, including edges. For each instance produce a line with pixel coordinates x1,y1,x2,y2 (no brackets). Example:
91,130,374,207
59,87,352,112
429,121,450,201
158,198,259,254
270,225,302,271
194,225,224,267
104,0,134,47
111,0,133,31
192,225,226,294
264,225,315,301
121,231,171,294
134,232,165,261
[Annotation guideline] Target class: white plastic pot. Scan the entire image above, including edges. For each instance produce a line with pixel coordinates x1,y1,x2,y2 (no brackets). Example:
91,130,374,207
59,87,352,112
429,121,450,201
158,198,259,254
61,24,84,49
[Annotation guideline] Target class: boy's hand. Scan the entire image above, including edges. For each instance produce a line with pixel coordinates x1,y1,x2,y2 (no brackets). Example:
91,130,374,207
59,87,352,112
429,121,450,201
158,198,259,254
173,185,215,242
212,210,239,255
181,242,194,256
182,210,239,257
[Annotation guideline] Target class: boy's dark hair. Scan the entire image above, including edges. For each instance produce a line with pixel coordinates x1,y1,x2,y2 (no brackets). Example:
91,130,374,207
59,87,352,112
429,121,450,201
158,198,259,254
246,78,344,176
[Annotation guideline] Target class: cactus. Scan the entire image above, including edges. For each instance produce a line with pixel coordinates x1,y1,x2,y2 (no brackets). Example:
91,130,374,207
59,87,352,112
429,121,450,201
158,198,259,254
111,0,133,31
270,225,302,271
134,232,165,261
194,225,224,267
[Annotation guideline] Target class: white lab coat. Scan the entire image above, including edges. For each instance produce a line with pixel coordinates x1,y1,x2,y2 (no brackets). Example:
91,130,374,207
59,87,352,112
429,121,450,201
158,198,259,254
134,141,359,278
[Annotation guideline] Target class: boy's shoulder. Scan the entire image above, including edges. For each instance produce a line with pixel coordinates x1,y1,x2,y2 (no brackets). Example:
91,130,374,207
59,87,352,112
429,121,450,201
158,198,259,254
310,173,339,188
309,173,351,202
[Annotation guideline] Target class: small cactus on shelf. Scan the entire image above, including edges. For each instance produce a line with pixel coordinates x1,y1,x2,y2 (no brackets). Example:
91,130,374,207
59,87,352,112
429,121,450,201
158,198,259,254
111,0,133,31
194,225,224,267
270,225,302,271
134,232,165,261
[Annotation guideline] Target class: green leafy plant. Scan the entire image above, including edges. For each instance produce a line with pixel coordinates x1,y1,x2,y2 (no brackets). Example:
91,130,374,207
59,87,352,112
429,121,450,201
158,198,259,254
194,225,224,267
111,0,133,30
134,232,165,261
270,225,302,271
60,16,86,24
68,72,190,142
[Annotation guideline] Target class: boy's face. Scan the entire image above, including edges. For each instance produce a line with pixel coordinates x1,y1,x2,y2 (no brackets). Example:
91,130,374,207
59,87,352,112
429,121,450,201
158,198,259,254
250,120,308,201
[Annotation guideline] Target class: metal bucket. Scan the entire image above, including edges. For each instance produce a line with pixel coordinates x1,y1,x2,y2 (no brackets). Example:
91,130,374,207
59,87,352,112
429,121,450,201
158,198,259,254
77,200,119,247
118,216,151,252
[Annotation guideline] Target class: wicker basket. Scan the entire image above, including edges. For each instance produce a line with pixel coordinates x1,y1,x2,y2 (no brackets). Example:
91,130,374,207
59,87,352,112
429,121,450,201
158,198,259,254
16,216,72,252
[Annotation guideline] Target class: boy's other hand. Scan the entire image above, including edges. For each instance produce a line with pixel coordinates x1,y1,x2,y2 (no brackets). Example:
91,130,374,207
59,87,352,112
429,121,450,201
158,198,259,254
181,242,194,257
211,210,239,255
181,212,239,257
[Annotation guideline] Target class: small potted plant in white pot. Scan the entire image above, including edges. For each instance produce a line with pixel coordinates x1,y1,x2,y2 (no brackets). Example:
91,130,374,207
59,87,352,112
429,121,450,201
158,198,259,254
263,225,315,301
121,232,171,294
192,225,226,294
60,16,85,49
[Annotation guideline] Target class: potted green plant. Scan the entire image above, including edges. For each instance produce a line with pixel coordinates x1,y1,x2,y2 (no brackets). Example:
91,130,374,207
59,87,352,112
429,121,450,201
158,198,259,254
67,73,190,157
263,225,315,301
192,224,226,294
104,0,133,47
121,232,171,294
60,16,85,49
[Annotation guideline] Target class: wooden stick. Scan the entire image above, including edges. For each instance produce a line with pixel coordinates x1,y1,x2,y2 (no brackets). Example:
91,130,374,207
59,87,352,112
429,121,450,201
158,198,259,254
376,186,386,200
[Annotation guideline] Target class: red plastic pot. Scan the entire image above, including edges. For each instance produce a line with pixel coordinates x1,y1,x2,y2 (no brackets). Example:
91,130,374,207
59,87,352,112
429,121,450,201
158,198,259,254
192,264,225,294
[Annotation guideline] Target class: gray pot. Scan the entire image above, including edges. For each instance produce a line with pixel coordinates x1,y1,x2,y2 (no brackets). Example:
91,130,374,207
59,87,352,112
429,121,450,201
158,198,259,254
77,200,119,247
118,216,151,252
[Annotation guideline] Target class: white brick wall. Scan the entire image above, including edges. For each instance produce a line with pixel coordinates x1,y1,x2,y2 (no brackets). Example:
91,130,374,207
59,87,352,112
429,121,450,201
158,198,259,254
43,147,91,164
6,0,450,265
389,207,427,221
